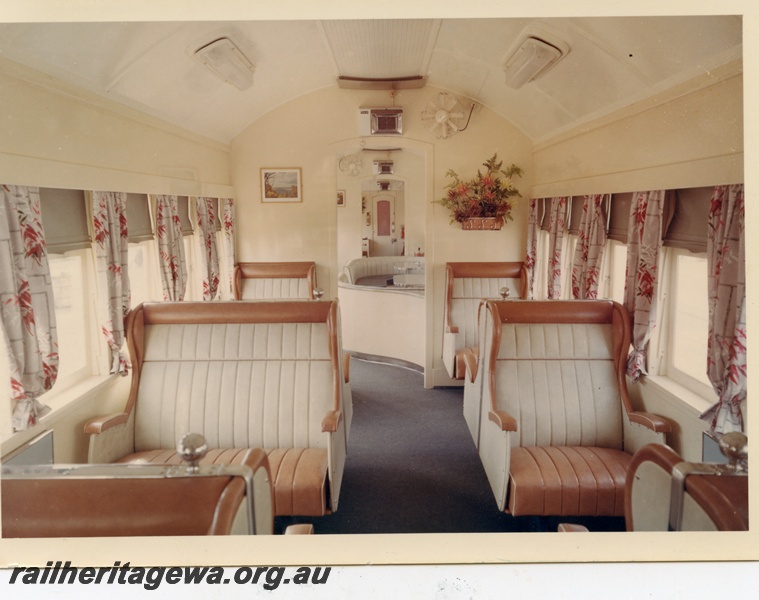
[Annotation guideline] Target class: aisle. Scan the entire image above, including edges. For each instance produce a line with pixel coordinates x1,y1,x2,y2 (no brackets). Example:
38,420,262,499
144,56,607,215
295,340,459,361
277,357,625,535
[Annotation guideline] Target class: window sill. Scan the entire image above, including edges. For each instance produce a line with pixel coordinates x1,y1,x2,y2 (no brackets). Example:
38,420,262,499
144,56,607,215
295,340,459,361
1,373,120,456
638,374,715,417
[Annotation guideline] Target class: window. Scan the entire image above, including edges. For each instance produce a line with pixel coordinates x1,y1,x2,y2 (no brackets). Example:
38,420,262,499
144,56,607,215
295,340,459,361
128,241,161,307
45,250,99,393
663,249,713,396
604,240,627,304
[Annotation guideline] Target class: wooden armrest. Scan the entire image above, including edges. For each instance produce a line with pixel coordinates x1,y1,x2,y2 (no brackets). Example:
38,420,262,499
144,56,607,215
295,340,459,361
629,411,672,433
463,349,479,383
343,352,350,383
558,523,589,533
321,409,344,433
488,409,518,432
83,412,129,434
285,524,315,535
446,325,459,334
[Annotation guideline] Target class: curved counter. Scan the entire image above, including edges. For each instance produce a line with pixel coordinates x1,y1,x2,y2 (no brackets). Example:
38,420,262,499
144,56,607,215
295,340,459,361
338,259,425,370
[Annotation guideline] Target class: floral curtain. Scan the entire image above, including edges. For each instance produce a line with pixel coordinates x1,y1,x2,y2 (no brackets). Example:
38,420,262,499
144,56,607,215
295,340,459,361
92,190,130,376
524,198,540,299
702,184,746,434
547,197,569,299
1,185,57,430
155,195,187,301
571,194,608,299
221,198,236,299
624,190,666,381
196,197,220,301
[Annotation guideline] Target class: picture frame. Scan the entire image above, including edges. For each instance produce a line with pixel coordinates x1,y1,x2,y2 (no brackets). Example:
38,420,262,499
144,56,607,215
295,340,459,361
337,190,346,207
261,168,302,203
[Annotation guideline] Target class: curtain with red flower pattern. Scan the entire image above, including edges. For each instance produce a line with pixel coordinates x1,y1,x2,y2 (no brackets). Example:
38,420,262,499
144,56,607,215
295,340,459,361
221,198,236,299
624,190,666,381
196,197,220,301
524,198,540,299
547,197,569,299
1,185,57,430
155,195,187,301
91,190,130,376
571,194,608,299
701,184,746,434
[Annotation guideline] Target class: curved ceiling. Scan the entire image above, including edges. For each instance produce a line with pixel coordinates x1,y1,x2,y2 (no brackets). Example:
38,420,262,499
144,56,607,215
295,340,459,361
0,16,742,144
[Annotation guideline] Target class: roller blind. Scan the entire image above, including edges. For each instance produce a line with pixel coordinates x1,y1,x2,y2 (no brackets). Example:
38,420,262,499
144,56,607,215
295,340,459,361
538,198,551,231
213,198,222,232
663,187,712,253
38,187,91,254
567,196,585,235
177,195,193,236
126,193,153,243
607,193,633,243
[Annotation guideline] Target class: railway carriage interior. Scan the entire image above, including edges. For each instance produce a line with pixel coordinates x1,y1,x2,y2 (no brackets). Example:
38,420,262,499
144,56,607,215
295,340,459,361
0,11,749,548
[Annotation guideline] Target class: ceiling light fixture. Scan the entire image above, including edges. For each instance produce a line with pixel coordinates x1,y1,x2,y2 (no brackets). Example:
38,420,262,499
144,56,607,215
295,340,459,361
194,37,255,91
503,36,567,89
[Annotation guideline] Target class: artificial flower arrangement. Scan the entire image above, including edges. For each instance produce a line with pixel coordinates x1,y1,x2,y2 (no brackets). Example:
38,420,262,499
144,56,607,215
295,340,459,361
437,154,523,228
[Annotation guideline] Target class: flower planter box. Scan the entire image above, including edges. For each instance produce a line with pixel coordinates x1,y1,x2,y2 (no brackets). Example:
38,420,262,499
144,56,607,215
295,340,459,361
460,217,504,230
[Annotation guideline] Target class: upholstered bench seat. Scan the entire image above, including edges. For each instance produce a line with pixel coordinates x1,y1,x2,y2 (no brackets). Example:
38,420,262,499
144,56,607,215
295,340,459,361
118,447,329,517
509,446,632,516
466,300,671,517
85,300,351,520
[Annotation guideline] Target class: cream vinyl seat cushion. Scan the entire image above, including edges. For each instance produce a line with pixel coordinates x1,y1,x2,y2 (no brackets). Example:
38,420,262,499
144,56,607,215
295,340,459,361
85,300,350,518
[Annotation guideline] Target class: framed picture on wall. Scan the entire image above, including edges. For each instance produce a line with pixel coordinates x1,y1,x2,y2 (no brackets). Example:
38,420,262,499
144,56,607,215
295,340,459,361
261,168,302,203
337,190,346,207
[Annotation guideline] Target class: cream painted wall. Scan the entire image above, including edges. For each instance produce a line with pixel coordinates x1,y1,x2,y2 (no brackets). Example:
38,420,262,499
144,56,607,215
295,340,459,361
231,85,533,385
531,69,743,197
0,59,233,197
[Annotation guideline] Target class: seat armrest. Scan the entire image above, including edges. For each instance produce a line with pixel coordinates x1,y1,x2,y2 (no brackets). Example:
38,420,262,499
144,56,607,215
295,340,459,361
624,412,671,455
321,409,343,433
558,523,589,533
628,411,672,433
342,352,350,383
285,524,315,535
83,412,129,434
447,325,459,334
488,409,518,432
463,348,479,383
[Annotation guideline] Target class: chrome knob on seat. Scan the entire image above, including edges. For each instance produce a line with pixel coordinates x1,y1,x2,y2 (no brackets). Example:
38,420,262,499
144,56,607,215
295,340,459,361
177,432,208,473
719,431,748,471
499,287,510,299
313,287,325,301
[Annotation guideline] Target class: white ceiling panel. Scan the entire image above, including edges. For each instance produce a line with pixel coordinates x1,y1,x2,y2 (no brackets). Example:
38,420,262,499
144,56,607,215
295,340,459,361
0,17,742,144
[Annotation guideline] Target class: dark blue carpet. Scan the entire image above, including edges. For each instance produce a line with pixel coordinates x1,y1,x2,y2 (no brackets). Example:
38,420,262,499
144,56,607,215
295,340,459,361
276,358,625,535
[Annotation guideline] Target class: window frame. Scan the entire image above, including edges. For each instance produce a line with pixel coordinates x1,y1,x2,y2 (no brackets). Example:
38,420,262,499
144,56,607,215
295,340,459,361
41,247,105,399
655,247,716,401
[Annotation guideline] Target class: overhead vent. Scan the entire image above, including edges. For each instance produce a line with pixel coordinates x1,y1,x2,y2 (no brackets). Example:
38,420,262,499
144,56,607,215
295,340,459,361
373,160,394,175
194,37,255,91
359,108,403,136
503,29,569,89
